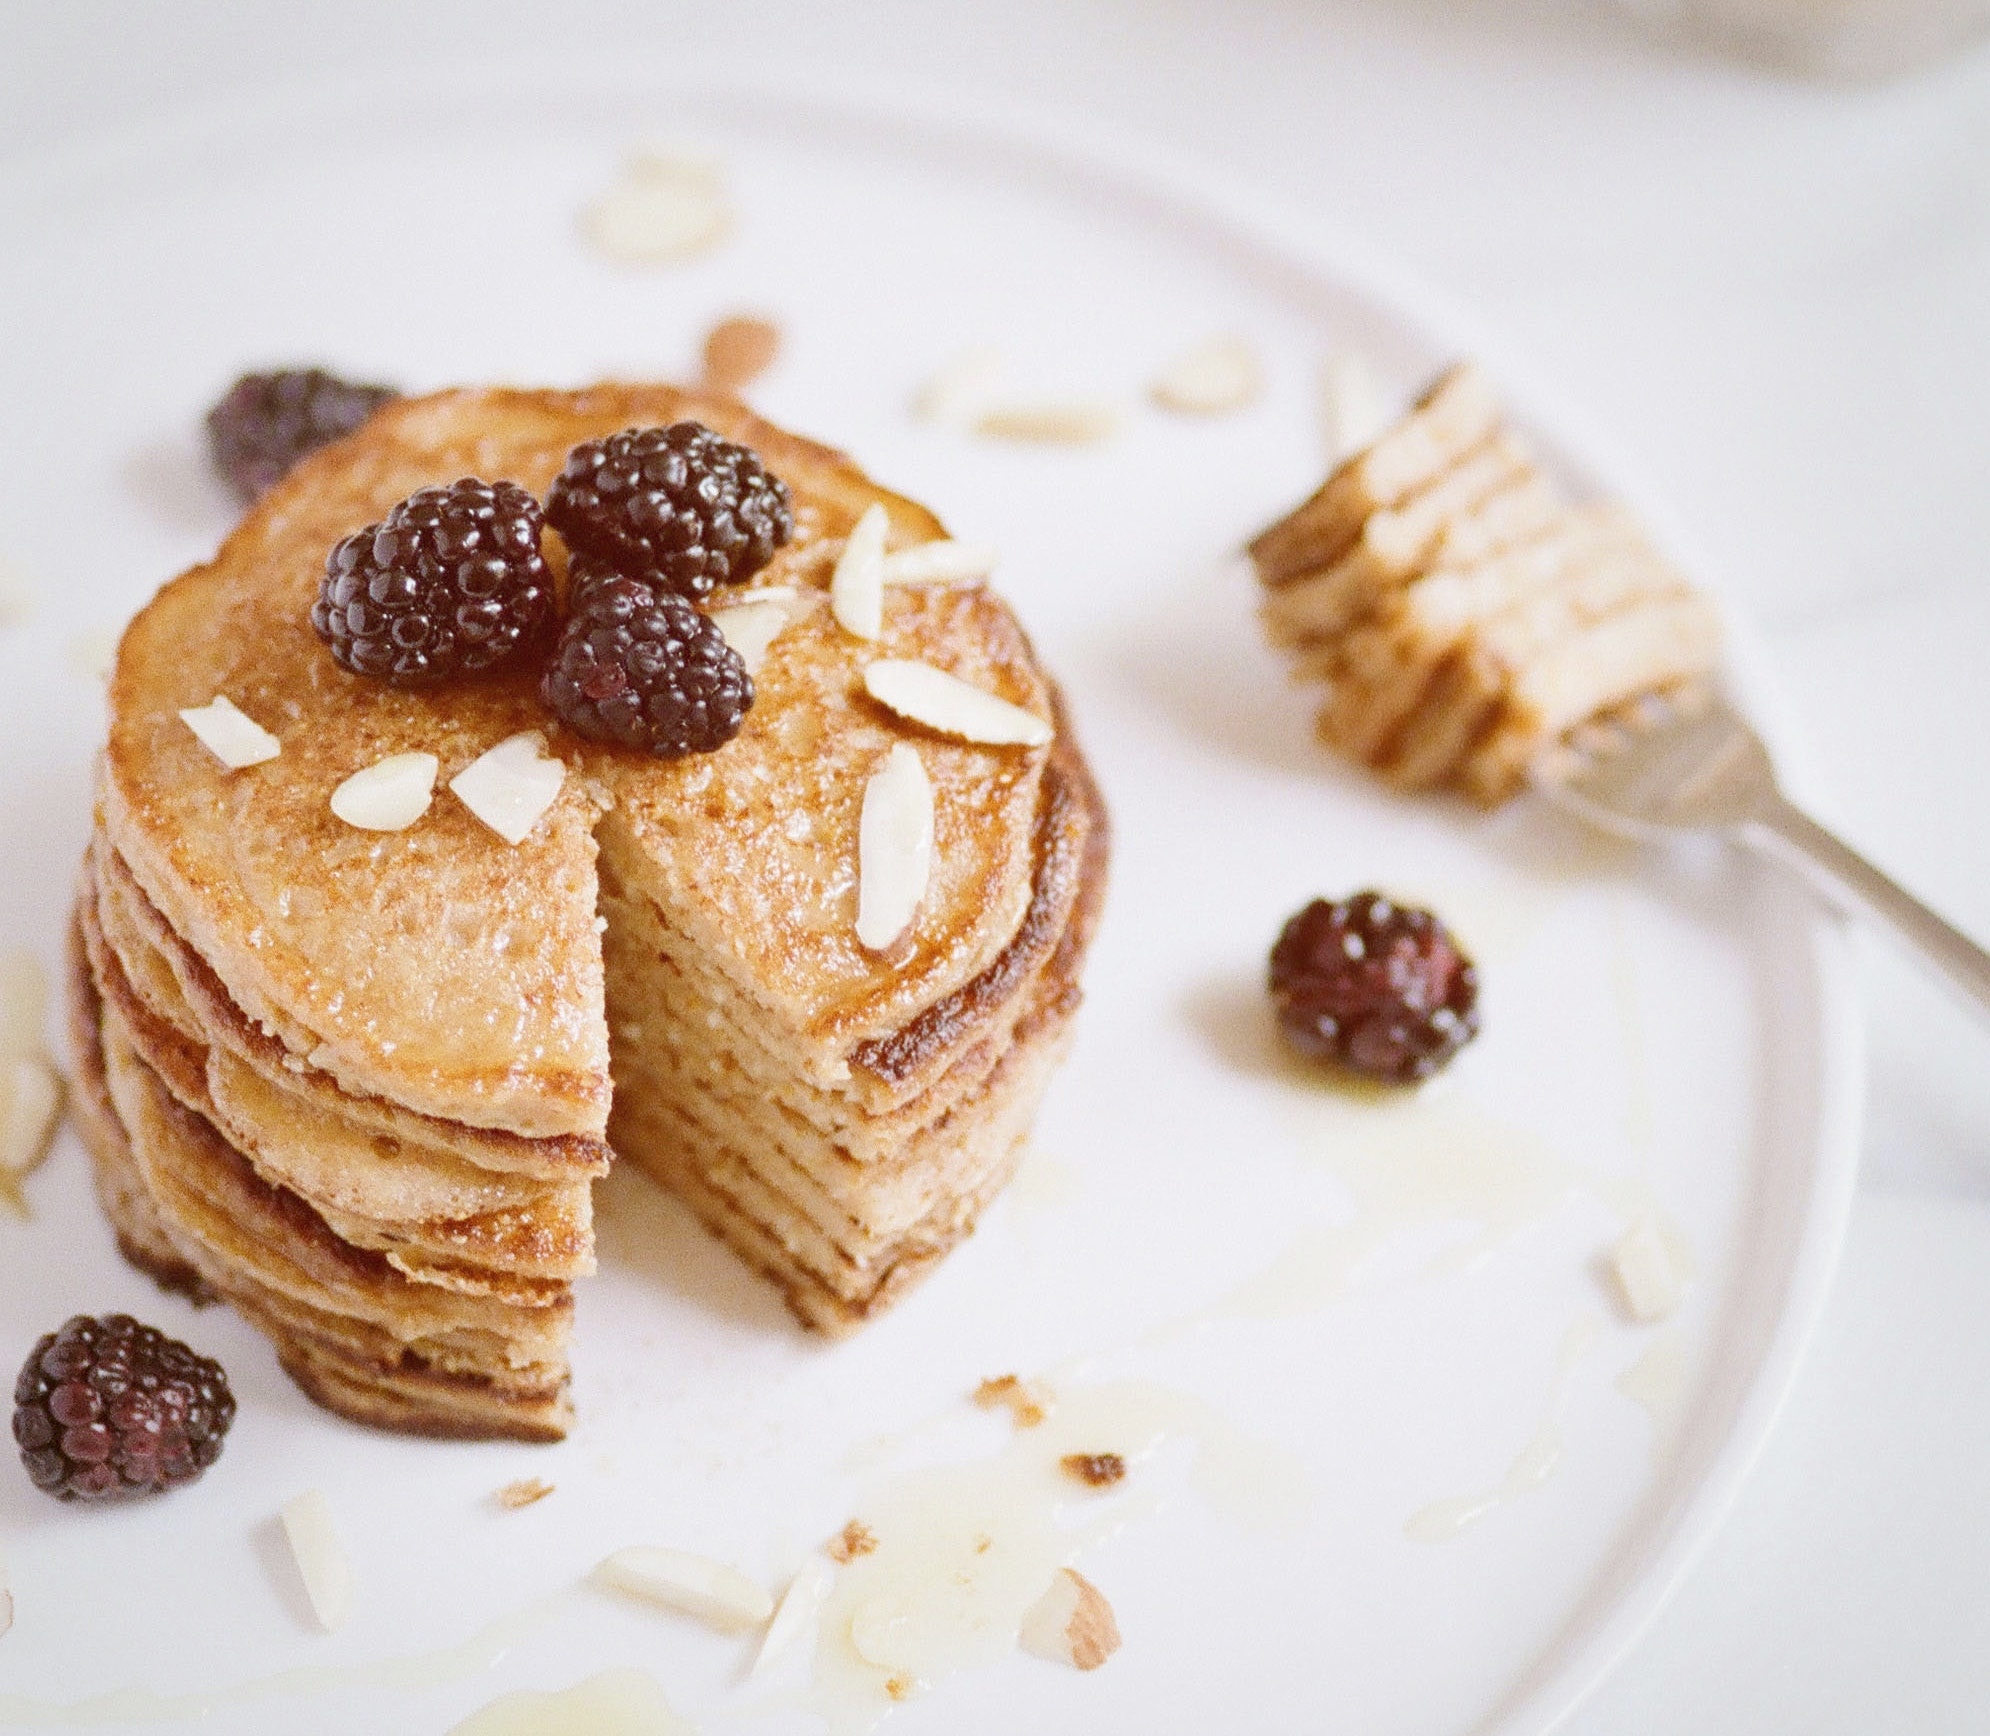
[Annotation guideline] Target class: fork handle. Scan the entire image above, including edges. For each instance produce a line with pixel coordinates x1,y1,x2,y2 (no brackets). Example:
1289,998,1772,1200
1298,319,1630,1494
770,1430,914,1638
1747,794,1990,1014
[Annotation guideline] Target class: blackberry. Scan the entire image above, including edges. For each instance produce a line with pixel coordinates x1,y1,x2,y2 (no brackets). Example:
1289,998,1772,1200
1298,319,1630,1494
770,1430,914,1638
311,479,555,686
13,1314,235,1502
1267,891,1480,1085
206,368,398,504
542,575,752,756
561,550,625,620
545,423,793,600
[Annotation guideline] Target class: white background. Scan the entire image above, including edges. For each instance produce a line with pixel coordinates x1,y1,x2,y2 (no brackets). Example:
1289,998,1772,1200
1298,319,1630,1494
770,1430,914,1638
3,2,1988,1729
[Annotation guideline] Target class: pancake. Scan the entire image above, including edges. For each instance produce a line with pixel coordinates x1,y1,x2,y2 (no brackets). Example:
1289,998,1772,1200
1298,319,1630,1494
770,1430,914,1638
1251,363,1720,801
76,383,1109,1439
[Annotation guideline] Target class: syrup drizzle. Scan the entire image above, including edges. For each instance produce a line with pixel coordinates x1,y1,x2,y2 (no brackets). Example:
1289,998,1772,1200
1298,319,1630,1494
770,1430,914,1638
446,1667,689,1735
0,1592,573,1727
1404,1315,1603,1543
798,1378,1308,1733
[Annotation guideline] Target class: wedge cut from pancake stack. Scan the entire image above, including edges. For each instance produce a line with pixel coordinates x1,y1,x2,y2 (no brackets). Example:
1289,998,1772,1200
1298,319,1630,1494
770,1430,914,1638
1252,363,1723,802
74,384,1107,1441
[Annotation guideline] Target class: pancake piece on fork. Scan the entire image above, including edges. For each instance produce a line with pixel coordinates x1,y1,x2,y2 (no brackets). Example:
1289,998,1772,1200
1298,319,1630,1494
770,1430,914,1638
1251,362,1722,801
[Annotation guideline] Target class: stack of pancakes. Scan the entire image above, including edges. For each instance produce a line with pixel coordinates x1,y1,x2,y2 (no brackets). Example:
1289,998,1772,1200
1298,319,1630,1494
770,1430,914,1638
1253,364,1722,801
72,385,1106,1441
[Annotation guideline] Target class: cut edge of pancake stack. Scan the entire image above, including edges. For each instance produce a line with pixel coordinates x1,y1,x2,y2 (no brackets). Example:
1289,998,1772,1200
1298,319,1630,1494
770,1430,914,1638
1250,363,1723,803
596,707,1105,1336
70,833,598,1441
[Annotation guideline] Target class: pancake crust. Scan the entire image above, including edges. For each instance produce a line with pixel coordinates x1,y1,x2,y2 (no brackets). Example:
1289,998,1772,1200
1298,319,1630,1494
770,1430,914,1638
79,383,1110,1438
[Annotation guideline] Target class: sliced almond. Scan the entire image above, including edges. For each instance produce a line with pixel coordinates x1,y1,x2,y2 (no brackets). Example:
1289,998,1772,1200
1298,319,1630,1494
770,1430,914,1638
752,1556,835,1677
1019,1568,1121,1671
915,345,1006,426
709,592,804,675
330,752,437,833
0,951,48,1060
1060,1452,1127,1489
495,1478,554,1511
880,542,999,586
1320,351,1389,464
863,660,1052,748
179,695,280,769
973,1373,1052,1428
448,732,566,846
583,148,730,265
1,1055,63,1207
831,503,890,640
1610,1216,1687,1323
69,626,120,682
1150,336,1263,416
826,1519,878,1564
0,554,35,629
855,743,933,953
974,402,1120,445
280,1489,354,1632
594,1546,774,1633
701,314,781,393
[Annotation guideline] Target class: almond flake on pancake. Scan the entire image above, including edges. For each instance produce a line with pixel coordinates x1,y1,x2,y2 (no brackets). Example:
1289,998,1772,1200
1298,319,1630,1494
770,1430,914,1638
1150,336,1263,415
281,1489,354,1632
863,659,1053,747
831,502,890,640
880,542,999,586
753,1556,836,1676
449,731,567,846
595,1546,774,1632
330,752,438,833
974,402,1120,445
709,587,806,675
856,743,934,953
179,695,280,769
1019,1568,1121,1670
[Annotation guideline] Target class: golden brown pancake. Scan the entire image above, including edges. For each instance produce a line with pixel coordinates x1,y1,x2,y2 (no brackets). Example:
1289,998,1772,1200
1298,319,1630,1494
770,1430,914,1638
76,383,1109,1439
1250,363,1720,801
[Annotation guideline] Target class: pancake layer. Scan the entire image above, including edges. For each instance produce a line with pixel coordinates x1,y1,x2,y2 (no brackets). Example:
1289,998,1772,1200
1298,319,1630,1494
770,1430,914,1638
1252,363,1722,801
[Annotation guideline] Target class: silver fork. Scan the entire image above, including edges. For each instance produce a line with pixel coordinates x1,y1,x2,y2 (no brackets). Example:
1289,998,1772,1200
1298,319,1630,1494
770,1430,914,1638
1536,697,1990,1014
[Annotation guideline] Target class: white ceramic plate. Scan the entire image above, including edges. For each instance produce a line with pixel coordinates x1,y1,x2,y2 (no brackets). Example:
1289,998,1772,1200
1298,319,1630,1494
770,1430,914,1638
0,70,1861,1735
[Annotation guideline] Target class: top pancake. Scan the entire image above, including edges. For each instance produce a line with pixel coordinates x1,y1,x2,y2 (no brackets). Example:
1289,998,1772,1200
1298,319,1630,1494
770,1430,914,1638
103,385,1062,1140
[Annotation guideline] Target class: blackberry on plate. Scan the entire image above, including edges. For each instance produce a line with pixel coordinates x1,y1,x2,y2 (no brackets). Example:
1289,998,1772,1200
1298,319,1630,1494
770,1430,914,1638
312,478,555,686
545,422,793,600
13,1314,235,1502
542,573,752,756
1267,891,1480,1085
206,367,398,504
